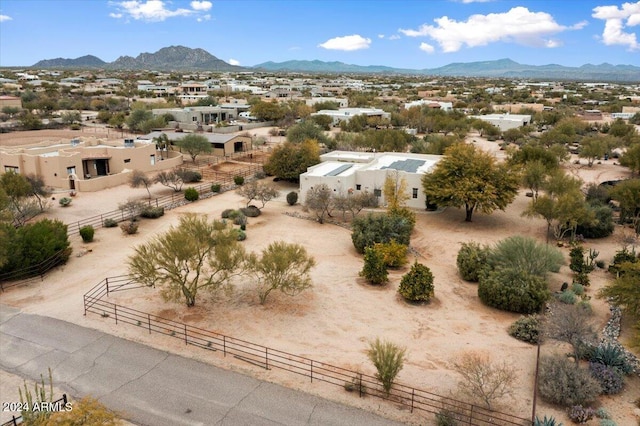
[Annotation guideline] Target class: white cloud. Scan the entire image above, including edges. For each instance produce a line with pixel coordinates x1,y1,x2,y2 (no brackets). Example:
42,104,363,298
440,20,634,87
378,34,385,39
190,1,212,11
318,34,371,51
419,42,435,53
0,14,13,22
388,34,401,40
228,58,240,66
109,0,212,22
592,1,640,50
399,6,580,52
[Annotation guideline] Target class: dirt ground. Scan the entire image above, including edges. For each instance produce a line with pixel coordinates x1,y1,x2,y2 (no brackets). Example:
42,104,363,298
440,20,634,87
1,129,639,425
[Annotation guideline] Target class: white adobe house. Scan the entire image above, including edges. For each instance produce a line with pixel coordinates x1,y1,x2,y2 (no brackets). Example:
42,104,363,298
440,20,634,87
311,108,391,126
403,100,453,111
470,113,532,131
299,151,441,210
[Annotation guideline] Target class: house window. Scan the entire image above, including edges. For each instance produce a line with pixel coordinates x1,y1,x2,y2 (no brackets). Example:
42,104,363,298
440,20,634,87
4,166,19,173
356,184,361,190
124,159,131,163
150,155,156,166
412,188,418,199
67,166,76,175
373,189,382,197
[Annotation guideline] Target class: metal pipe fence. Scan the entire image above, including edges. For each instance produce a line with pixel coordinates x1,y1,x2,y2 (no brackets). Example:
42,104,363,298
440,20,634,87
83,276,531,426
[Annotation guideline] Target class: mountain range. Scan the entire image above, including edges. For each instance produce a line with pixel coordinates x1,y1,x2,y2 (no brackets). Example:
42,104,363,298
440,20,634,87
31,45,640,82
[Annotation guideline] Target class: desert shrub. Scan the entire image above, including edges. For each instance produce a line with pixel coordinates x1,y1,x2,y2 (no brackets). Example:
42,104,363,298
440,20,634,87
184,187,199,201
254,170,266,179
211,183,221,193
374,240,408,268
367,338,406,395
360,246,388,285
351,213,412,254
534,416,563,426
178,169,201,183
140,206,165,219
221,209,235,219
538,355,601,407
595,407,610,419
571,283,585,296
557,290,578,305
576,204,615,239
59,197,72,207
568,405,596,424
456,242,490,282
234,175,245,185
436,410,460,426
389,207,416,232
236,230,246,241
103,218,118,228
589,362,624,395
286,191,298,206
596,260,606,269
79,225,94,243
591,342,634,375
233,212,247,227
398,262,434,302
598,420,617,426
488,236,564,276
240,205,261,217
120,221,138,235
45,396,120,425
608,248,638,274
478,267,550,314
508,315,542,344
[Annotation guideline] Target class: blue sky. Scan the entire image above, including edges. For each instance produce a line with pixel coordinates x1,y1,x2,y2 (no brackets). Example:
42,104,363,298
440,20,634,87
0,0,638,68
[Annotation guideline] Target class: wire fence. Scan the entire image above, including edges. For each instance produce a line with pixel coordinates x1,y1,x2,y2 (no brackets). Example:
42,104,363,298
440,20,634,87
0,394,68,426
83,276,532,426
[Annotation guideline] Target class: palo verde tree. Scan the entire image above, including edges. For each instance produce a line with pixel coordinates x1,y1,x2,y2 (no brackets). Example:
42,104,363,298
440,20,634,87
0,171,44,227
128,214,246,307
263,139,321,181
422,143,520,222
248,241,316,304
236,181,279,209
129,170,153,199
175,133,212,163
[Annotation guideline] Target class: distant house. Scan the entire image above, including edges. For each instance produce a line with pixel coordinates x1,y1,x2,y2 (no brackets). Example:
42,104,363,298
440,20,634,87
152,105,251,126
469,113,532,131
311,108,391,126
0,95,22,110
299,151,441,210
403,100,453,111
0,137,182,192
142,131,251,156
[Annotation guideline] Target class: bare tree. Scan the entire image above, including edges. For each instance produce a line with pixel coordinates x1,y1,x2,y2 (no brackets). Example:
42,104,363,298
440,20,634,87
304,184,333,224
155,170,183,192
236,181,279,209
25,174,50,211
453,351,517,410
543,302,598,364
129,170,152,198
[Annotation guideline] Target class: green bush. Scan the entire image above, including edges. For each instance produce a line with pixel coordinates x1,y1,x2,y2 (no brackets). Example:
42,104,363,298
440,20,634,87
286,191,298,206
240,205,261,217
488,236,564,277
211,183,221,193
234,175,245,185
571,283,585,296
221,209,235,219
591,342,634,375
351,213,412,254
184,187,199,201
456,242,490,282
608,248,638,274
179,169,202,183
374,240,407,268
254,170,266,179
436,410,460,426
236,230,246,241
398,262,434,302
576,204,615,239
538,355,601,407
596,407,611,419
367,338,406,395
599,420,617,426
79,225,94,243
120,221,138,235
0,219,71,278
589,362,624,395
59,197,72,207
478,267,550,314
508,315,542,344
557,290,577,305
568,405,596,424
389,207,416,232
140,206,165,219
233,212,247,227
360,246,388,285
103,218,118,228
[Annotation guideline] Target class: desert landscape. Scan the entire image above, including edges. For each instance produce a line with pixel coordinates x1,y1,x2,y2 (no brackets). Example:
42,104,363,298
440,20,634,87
1,129,639,425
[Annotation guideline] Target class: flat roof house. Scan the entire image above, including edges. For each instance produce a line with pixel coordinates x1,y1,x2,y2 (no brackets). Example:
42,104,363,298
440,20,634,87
311,108,391,126
142,131,251,157
299,151,441,210
469,113,532,131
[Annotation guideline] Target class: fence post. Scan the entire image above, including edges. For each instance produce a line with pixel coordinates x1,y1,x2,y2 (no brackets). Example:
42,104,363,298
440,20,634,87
265,348,269,370
310,360,313,383
468,404,474,425
223,335,226,356
114,304,117,325
184,324,188,345
12,415,18,426
411,389,414,413
358,373,363,398
106,277,110,296
63,394,67,405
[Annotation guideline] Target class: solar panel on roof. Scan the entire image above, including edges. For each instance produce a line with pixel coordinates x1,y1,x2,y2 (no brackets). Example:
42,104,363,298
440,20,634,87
325,164,353,176
382,159,426,173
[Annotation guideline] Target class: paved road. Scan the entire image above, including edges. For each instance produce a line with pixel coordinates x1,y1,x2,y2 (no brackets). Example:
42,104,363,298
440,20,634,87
0,305,404,426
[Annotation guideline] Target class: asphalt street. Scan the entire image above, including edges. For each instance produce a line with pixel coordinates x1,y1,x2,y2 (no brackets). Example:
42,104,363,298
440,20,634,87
0,305,404,425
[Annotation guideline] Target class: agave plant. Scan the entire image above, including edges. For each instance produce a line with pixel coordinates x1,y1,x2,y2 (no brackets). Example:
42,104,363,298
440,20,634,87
592,343,634,375
534,415,562,426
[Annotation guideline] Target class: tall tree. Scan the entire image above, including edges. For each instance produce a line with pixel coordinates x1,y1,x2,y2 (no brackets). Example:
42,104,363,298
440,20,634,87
609,179,640,233
263,140,320,181
422,143,520,222
128,214,246,307
620,143,640,176
153,132,170,159
175,134,212,163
